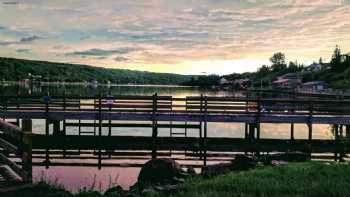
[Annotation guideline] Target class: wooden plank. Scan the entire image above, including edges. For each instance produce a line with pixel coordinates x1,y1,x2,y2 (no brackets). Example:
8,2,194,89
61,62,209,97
64,122,200,129
0,153,27,182
0,138,18,153
2,111,350,124
17,161,203,169
0,120,22,142
30,135,340,153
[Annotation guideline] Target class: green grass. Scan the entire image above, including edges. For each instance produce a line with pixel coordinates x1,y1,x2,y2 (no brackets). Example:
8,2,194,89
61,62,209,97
148,162,350,197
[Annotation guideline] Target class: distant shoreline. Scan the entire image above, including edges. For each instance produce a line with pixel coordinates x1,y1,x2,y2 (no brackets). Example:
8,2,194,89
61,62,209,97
0,80,197,88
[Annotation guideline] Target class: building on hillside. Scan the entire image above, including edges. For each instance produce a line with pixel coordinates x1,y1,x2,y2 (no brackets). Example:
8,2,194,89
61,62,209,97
272,73,302,89
341,53,350,63
232,79,252,89
305,63,322,72
27,73,42,84
218,77,230,85
301,81,328,92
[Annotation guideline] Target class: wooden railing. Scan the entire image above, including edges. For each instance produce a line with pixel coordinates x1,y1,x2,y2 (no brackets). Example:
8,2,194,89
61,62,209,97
0,119,32,183
1,94,350,116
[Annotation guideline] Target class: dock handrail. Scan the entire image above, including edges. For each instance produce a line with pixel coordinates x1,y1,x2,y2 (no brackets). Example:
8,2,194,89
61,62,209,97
0,120,32,182
1,94,350,117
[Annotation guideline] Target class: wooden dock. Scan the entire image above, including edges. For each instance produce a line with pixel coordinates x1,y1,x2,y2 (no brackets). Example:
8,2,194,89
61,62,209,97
0,94,350,182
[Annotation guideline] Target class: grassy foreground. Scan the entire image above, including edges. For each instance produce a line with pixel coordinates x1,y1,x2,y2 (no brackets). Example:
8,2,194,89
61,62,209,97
148,162,350,197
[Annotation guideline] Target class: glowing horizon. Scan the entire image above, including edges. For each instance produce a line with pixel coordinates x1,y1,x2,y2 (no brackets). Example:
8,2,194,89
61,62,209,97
0,0,350,75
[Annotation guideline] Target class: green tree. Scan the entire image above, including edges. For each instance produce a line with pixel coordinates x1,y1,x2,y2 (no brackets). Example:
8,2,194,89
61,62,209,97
331,45,342,70
256,65,270,78
270,52,287,72
288,61,299,72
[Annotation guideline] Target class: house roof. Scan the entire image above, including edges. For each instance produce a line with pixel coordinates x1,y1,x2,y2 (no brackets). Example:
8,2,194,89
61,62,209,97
302,81,327,86
273,79,292,84
278,73,299,79
219,77,229,82
234,78,251,83
308,63,321,68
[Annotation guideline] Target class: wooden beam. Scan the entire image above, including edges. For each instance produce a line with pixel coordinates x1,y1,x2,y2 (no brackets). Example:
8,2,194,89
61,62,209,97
3,111,350,124
0,138,18,153
29,135,341,153
0,153,28,182
64,122,200,129
0,119,22,142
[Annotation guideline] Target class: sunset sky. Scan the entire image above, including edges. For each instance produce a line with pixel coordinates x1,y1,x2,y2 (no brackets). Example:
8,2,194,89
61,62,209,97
0,0,349,75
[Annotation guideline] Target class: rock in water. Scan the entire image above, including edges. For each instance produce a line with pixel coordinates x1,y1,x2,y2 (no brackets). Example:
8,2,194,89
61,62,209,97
138,158,182,187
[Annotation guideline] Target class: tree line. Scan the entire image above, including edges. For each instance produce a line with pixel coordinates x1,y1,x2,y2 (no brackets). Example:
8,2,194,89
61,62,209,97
186,46,350,89
0,57,193,85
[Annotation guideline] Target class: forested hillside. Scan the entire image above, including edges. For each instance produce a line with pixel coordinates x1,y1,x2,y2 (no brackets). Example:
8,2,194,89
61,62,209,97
0,57,193,85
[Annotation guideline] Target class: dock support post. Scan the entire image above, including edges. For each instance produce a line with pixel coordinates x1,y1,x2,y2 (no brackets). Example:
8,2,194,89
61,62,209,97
198,95,203,159
98,95,102,169
244,123,248,139
152,93,158,159
290,123,294,141
307,101,313,158
45,97,50,169
203,96,208,166
308,102,313,141
255,97,261,156
308,123,312,141
334,124,339,161
256,97,261,140
108,100,112,158
244,123,248,155
53,120,60,135
15,95,19,126
21,119,32,183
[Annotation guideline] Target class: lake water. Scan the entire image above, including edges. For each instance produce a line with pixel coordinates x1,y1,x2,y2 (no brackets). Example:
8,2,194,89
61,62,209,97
1,84,334,192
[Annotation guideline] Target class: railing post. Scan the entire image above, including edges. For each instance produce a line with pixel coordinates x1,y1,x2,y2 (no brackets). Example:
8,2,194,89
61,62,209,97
108,96,112,137
308,101,313,141
98,95,102,137
334,124,339,161
62,95,66,158
152,93,158,159
2,96,7,120
290,123,295,141
107,95,113,158
16,93,19,126
256,96,261,140
203,96,208,166
255,96,261,156
44,95,50,136
78,96,82,136
307,100,313,157
21,119,32,183
98,94,102,169
199,94,203,159
63,95,66,135
43,95,51,168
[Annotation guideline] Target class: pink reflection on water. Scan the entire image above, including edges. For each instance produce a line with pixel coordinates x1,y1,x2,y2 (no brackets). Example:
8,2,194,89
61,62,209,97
33,166,140,193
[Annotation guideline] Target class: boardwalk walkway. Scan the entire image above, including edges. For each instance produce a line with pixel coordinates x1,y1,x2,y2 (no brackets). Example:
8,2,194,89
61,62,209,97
0,94,350,182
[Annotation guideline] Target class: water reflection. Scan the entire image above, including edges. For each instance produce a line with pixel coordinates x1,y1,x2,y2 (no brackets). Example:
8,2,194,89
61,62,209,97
34,167,140,192
0,83,236,97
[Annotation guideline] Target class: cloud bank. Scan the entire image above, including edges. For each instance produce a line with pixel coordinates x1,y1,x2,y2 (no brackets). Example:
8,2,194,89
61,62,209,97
0,0,349,74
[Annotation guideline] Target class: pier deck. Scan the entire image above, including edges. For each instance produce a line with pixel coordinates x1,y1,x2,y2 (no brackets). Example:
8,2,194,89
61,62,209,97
0,94,350,183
